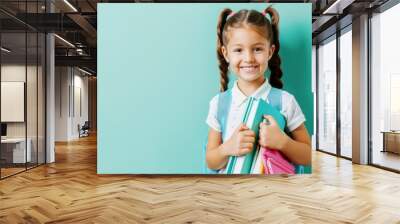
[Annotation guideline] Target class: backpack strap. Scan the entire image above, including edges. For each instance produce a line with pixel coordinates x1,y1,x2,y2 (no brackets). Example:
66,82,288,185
205,89,232,174
216,89,232,140
267,87,289,133
267,87,283,112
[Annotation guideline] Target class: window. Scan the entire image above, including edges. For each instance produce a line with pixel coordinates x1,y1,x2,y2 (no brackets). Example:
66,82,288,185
317,36,337,154
371,3,400,171
339,28,352,158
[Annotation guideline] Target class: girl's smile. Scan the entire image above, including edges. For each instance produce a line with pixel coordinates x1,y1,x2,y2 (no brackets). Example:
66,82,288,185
240,64,260,74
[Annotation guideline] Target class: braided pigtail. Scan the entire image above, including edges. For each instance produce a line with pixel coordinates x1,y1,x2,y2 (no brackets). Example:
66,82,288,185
263,6,283,89
217,8,232,92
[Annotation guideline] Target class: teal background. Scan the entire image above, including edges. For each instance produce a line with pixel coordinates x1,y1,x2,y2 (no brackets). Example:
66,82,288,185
98,3,312,174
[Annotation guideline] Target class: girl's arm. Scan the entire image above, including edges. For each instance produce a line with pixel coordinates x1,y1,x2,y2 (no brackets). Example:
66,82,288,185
259,115,311,165
280,124,311,165
206,124,256,170
205,129,229,170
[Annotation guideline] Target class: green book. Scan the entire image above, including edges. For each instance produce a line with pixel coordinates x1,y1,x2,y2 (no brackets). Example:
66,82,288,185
225,97,286,174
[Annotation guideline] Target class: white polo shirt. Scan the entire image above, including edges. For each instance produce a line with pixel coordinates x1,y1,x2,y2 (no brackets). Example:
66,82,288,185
206,80,306,142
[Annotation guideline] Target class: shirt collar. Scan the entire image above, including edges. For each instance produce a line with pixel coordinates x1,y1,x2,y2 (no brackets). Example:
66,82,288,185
231,79,271,107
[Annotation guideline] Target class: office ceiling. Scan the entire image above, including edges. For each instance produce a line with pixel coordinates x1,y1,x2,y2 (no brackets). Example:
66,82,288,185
0,0,394,75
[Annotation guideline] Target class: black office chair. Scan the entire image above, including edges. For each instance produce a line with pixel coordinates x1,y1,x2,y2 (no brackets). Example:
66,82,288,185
79,121,90,138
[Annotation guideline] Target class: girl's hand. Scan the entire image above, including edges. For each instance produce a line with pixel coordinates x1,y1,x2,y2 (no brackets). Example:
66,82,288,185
222,123,256,156
259,115,289,150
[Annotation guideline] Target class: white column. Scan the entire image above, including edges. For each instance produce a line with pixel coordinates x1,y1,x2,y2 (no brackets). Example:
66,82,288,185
46,1,55,163
352,14,369,164
46,33,55,163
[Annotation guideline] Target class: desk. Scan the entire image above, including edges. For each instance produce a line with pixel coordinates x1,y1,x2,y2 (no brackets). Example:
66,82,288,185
381,131,400,154
1,138,31,163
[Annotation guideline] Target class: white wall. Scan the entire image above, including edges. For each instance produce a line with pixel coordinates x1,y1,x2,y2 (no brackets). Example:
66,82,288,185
1,65,26,135
55,66,69,141
70,72,89,139
1,65,42,137
55,67,89,141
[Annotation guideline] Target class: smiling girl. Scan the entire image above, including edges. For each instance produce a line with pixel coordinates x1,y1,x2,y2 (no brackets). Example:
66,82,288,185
205,6,311,173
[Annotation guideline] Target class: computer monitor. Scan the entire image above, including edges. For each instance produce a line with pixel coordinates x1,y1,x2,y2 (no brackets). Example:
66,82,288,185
1,123,7,137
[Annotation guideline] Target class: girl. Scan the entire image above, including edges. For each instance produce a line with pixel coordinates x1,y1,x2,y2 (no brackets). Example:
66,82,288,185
205,6,311,173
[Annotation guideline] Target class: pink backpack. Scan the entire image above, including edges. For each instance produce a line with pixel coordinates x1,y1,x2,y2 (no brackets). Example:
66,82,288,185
261,147,295,174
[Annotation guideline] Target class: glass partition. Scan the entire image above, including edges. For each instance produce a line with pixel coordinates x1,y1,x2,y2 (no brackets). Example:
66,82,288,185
27,30,38,169
1,31,28,178
0,1,46,179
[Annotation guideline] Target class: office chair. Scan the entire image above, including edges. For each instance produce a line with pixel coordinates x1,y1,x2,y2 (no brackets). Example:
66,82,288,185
79,121,90,138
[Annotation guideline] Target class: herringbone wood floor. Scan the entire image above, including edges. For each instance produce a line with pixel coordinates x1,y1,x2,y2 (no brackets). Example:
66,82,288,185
1,134,400,224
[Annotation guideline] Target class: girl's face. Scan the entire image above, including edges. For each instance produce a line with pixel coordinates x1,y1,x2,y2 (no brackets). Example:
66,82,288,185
222,27,275,83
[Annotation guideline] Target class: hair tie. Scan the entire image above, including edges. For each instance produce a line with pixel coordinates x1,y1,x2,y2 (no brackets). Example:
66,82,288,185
261,11,267,16
227,11,235,19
